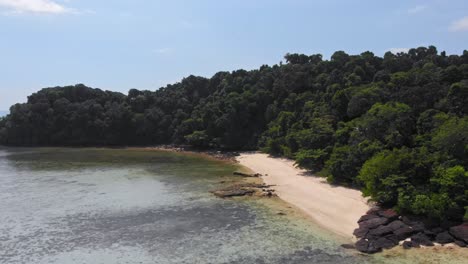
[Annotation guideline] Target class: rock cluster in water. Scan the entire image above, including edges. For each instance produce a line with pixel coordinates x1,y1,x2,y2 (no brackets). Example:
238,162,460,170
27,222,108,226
232,171,262,177
353,208,468,253
212,181,277,198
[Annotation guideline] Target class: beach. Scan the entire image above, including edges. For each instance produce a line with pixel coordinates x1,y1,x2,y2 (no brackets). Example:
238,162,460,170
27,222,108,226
236,152,371,238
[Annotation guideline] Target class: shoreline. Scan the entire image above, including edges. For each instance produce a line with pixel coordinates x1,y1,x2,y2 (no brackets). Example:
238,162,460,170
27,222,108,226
235,151,371,239
3,146,467,259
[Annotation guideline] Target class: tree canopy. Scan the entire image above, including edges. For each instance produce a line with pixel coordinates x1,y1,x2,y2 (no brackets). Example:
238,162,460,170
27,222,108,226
1,46,467,222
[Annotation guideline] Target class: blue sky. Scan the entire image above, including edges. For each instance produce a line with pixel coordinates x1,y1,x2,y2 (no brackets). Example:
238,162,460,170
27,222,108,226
0,0,467,110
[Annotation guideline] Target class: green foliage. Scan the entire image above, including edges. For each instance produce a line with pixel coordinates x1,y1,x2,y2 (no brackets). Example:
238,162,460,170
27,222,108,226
1,46,467,222
185,130,210,148
431,116,468,162
350,102,414,148
408,193,455,219
359,148,412,205
326,140,383,185
295,148,330,170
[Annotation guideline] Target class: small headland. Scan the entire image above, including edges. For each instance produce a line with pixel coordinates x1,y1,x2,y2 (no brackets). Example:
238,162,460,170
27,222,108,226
353,208,467,254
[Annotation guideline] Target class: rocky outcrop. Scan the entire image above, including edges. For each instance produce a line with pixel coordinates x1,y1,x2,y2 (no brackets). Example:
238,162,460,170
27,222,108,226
449,223,468,243
353,208,465,254
233,171,262,177
435,231,455,244
212,182,276,198
410,233,434,247
212,189,255,198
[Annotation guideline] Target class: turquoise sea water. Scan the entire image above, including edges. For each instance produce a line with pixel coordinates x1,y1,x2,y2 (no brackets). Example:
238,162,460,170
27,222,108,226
0,148,465,264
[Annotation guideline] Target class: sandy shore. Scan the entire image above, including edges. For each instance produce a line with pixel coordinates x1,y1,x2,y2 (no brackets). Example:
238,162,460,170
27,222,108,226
236,152,370,238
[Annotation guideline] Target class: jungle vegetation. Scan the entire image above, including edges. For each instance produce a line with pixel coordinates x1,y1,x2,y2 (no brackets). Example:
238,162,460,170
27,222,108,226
1,46,467,222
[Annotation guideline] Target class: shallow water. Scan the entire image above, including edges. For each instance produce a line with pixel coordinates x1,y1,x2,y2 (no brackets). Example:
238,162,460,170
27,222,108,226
0,148,465,264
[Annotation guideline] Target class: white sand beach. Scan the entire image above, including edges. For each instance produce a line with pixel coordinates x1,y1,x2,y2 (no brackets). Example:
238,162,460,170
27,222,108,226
236,152,370,238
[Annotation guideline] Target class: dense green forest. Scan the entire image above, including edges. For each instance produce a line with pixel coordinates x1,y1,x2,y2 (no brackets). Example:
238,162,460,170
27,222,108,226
0,46,467,223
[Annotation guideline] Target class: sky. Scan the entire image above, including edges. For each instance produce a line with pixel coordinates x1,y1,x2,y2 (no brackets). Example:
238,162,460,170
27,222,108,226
0,0,467,111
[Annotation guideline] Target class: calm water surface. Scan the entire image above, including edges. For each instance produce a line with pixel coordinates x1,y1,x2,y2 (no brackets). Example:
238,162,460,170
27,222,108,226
0,148,465,264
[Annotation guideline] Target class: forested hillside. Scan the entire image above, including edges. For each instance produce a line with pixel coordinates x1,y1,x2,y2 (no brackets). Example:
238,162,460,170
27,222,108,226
1,46,467,222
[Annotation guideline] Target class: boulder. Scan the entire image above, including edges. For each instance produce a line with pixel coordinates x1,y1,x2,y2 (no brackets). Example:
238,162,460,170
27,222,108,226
454,240,466,247
355,239,382,254
358,214,380,223
353,227,369,238
394,226,415,240
410,222,426,233
366,207,381,215
340,244,355,249
359,217,389,230
384,234,400,244
402,241,412,249
441,220,461,229
401,216,414,226
355,239,369,252
435,231,454,244
374,237,398,249
449,223,468,243
402,241,420,249
430,227,444,234
232,171,261,177
424,229,437,239
422,218,440,229
386,220,406,232
411,233,434,246
212,189,255,198
378,209,399,221
368,225,393,236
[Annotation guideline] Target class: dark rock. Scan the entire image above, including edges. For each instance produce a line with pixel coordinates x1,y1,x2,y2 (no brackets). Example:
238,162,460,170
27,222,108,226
366,207,381,215
424,229,437,239
277,212,286,216
355,239,382,254
449,223,468,243
411,233,434,246
367,242,383,254
212,189,255,198
402,241,412,249
385,234,400,244
441,220,461,230
374,237,398,249
340,244,355,249
402,241,420,249
386,220,406,231
431,227,444,234
353,227,369,238
454,240,466,247
232,171,260,177
359,217,389,230
401,216,414,226
422,218,440,229
410,222,426,233
378,209,399,221
368,225,393,236
358,214,380,223
435,231,454,244
355,239,369,252
394,226,416,240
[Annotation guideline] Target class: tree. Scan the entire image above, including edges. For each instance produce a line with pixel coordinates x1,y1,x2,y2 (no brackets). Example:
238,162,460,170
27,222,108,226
1,46,466,223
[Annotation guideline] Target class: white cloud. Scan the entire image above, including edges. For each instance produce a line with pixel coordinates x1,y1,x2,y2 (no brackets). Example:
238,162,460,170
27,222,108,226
407,5,427,14
389,48,410,54
0,0,72,14
449,16,468,32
